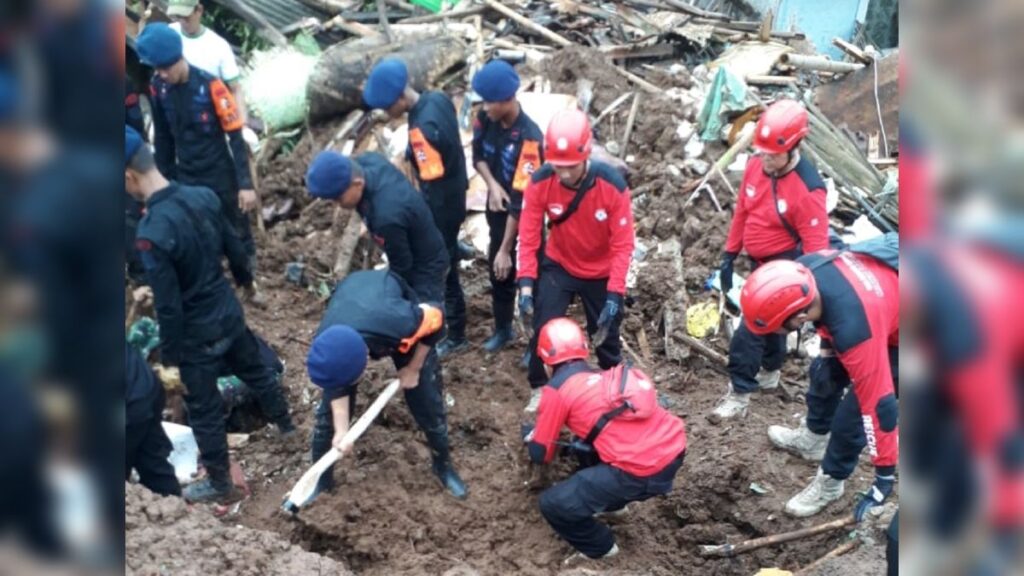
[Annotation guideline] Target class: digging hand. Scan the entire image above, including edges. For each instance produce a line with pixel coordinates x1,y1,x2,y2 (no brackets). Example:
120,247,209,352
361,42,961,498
718,252,738,294
854,472,895,522
593,293,623,346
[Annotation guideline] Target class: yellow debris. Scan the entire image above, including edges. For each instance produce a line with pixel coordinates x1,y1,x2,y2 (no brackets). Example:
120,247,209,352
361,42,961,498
686,301,720,339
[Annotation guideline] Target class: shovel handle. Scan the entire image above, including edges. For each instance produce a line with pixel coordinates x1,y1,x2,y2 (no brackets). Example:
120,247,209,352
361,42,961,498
284,379,401,511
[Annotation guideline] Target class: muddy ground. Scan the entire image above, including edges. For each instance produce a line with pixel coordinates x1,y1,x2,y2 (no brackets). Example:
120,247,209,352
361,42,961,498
125,47,890,575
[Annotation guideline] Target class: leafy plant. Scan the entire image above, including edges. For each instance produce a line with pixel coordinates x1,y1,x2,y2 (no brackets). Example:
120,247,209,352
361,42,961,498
201,4,271,59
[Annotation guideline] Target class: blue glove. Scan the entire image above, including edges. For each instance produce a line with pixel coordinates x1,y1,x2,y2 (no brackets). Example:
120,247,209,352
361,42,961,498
518,279,535,322
594,293,623,346
854,473,895,522
719,252,738,294
520,423,535,442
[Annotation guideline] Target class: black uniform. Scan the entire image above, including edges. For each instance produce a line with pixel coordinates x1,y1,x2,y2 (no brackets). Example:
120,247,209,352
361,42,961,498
471,106,544,330
126,343,180,497
406,91,468,342
355,152,448,305
150,65,255,268
135,183,291,487
310,270,449,492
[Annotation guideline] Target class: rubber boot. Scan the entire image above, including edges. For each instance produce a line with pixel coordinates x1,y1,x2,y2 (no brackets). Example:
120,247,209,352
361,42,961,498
483,325,515,353
182,470,243,504
437,336,469,359
785,468,845,517
756,369,781,390
426,431,468,500
768,422,829,461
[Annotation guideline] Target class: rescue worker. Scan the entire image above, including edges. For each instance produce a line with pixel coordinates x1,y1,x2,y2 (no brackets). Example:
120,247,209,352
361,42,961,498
305,150,448,306
711,100,829,421
470,60,544,353
126,342,181,497
166,0,247,121
740,252,897,518
517,109,635,412
523,317,687,562
126,125,294,504
125,75,147,283
135,23,261,289
307,269,467,499
362,58,469,358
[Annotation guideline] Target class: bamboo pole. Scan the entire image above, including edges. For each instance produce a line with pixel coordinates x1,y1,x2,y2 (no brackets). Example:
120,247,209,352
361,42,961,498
619,93,642,158
781,53,865,73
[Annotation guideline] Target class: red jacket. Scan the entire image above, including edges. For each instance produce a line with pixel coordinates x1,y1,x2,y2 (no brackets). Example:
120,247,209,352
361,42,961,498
517,161,635,295
725,155,828,261
803,251,899,469
528,362,687,477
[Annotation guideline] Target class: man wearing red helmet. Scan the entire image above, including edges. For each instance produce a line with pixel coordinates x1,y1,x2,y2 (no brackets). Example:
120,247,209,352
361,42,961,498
741,247,898,518
517,109,636,411
523,317,687,562
712,99,831,421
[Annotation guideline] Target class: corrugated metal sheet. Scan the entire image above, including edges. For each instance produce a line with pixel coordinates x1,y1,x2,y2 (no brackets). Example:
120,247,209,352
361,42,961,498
147,0,347,46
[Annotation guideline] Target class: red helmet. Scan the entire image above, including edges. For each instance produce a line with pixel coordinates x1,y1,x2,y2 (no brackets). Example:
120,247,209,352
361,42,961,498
537,317,589,365
753,100,809,154
545,109,592,166
740,260,817,335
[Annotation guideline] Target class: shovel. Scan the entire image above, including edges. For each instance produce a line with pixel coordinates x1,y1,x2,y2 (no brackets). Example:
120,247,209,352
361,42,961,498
281,379,401,514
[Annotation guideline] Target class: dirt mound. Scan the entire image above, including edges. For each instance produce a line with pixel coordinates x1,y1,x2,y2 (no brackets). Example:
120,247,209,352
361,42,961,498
125,482,353,576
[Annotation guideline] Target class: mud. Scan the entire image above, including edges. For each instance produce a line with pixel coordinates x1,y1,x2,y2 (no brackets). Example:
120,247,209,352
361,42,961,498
125,45,888,575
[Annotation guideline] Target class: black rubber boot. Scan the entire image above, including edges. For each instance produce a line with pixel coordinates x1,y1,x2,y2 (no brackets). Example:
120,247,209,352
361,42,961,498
483,325,515,353
182,473,242,504
436,337,469,359
426,431,468,500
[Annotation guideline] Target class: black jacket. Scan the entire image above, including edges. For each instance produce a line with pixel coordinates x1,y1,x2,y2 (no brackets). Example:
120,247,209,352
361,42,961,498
406,91,468,226
135,183,252,365
355,152,448,304
471,106,545,218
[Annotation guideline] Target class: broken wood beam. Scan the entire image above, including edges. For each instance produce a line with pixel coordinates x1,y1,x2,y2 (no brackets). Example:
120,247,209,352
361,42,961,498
593,91,634,127
377,0,393,41
399,4,487,23
481,0,573,47
294,0,360,16
383,0,417,12
678,333,727,366
831,37,873,65
333,211,364,279
619,93,641,158
745,74,798,86
599,43,675,60
699,516,857,558
795,539,860,575
322,14,381,37
781,53,865,73
661,0,730,21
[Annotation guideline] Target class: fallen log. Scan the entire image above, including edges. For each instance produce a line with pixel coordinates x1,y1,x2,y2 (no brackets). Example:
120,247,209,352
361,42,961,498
699,516,857,558
307,35,468,121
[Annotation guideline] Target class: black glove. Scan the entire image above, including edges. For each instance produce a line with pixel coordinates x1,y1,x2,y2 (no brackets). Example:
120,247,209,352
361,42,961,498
719,252,738,294
854,472,895,522
593,293,623,346
518,279,535,323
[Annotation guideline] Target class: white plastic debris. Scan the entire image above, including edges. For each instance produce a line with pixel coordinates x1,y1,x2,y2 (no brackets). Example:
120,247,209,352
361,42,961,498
684,134,705,159
675,120,695,143
163,421,200,483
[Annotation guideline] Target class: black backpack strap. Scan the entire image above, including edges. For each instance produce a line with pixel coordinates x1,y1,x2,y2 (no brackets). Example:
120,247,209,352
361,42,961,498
771,178,802,249
582,362,635,446
547,165,598,229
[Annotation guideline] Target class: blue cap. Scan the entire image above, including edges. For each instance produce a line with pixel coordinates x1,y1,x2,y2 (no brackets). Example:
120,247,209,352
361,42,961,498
136,23,183,69
363,58,408,110
125,125,144,167
307,325,368,390
306,151,353,200
472,60,521,102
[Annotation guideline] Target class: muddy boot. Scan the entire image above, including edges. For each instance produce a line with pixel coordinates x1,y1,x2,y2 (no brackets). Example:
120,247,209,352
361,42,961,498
426,432,468,500
768,422,829,461
563,543,620,566
524,388,542,413
710,390,750,422
785,468,845,517
483,325,515,353
756,369,781,390
182,474,243,505
436,336,469,359
518,350,531,371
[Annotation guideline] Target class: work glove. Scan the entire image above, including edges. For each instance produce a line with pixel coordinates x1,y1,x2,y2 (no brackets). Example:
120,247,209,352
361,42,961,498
593,293,623,346
518,279,535,324
854,472,895,522
154,364,186,395
718,252,738,295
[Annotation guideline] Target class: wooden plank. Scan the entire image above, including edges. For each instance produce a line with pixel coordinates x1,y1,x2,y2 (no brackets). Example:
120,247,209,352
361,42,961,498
599,43,675,60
